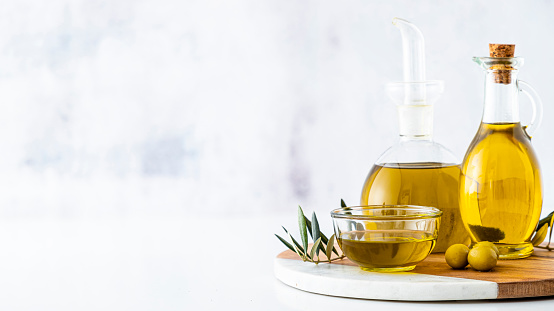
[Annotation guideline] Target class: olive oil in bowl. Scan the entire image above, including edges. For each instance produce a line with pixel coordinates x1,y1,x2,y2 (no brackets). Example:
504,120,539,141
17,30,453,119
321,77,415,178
337,230,436,272
331,206,441,272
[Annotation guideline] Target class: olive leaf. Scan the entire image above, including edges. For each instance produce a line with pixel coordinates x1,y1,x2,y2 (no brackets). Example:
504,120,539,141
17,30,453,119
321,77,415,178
298,206,309,259
537,211,554,229
275,234,296,253
531,223,548,246
533,211,554,250
305,215,338,256
282,226,310,259
341,198,352,214
326,234,335,262
341,199,354,233
311,212,321,257
310,237,322,262
468,224,505,242
289,232,307,261
547,213,554,249
356,223,365,240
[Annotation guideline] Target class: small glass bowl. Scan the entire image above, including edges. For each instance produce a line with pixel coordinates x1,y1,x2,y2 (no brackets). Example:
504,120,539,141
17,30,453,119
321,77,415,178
330,205,442,272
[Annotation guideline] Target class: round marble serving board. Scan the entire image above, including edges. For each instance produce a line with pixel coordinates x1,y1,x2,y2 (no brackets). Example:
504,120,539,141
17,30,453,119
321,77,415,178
274,245,554,301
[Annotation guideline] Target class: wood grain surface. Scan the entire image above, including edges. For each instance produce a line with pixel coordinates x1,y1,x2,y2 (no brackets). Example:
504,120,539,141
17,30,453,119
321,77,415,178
277,245,554,299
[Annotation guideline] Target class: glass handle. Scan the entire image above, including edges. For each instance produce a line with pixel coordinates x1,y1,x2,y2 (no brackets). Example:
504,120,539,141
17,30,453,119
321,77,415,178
517,80,543,138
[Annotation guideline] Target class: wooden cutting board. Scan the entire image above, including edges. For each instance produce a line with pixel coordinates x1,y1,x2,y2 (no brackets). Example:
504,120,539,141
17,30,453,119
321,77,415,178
274,245,554,301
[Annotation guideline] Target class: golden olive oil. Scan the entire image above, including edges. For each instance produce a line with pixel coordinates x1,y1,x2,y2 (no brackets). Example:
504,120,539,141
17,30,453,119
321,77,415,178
360,163,469,252
337,230,435,271
460,123,542,259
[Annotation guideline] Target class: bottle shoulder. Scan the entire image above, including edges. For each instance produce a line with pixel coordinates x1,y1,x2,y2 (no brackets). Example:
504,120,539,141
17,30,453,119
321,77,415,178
465,123,537,156
375,139,459,166
462,122,540,173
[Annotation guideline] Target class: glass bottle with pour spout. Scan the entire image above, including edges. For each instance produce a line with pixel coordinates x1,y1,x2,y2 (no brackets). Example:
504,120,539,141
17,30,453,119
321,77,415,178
460,44,543,259
360,18,470,253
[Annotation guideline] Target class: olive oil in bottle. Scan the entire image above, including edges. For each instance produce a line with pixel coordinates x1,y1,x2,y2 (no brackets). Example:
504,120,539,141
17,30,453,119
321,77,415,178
460,44,543,259
460,123,542,258
337,230,435,272
361,163,470,253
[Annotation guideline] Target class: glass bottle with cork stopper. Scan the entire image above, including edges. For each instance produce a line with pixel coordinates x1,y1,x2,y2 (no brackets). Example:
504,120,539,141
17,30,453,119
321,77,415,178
460,44,543,259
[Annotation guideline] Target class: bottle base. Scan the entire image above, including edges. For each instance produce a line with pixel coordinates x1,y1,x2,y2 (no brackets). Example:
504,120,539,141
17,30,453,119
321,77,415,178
480,242,534,259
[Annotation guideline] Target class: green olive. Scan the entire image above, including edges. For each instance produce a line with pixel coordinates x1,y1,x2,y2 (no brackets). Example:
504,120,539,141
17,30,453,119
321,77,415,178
468,246,497,271
445,244,469,269
474,241,499,256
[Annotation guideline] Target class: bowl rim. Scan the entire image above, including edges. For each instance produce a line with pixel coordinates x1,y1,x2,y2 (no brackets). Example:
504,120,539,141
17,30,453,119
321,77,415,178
330,205,442,220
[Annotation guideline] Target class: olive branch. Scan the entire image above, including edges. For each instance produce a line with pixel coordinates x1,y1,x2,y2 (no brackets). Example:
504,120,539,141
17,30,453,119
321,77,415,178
274,200,347,264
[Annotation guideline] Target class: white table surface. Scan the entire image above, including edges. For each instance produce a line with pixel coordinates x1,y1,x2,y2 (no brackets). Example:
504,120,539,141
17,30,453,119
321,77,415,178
1,215,552,310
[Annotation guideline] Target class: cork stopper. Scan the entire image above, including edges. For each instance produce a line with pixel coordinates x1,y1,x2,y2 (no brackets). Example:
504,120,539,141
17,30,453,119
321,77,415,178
489,44,515,84
489,44,515,57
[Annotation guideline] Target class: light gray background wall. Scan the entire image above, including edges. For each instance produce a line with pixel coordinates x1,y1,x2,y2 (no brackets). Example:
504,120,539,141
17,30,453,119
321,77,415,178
0,0,552,219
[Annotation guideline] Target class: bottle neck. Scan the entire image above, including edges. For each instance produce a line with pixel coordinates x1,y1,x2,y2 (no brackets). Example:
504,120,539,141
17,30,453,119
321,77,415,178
397,104,433,141
482,70,520,123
